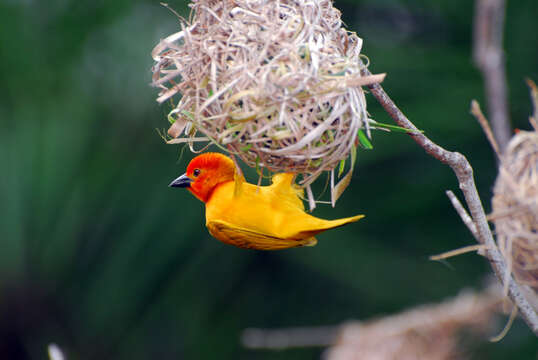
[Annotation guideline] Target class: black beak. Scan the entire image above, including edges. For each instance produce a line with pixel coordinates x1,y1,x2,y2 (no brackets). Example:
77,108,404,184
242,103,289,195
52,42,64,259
169,173,193,188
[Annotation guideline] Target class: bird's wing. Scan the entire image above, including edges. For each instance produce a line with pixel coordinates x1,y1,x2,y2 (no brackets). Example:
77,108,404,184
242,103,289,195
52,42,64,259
269,173,305,210
207,219,316,250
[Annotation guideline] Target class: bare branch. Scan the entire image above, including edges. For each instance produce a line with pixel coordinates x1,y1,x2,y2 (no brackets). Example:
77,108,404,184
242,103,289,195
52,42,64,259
446,190,480,241
360,67,538,335
471,100,502,159
430,244,488,261
473,0,511,152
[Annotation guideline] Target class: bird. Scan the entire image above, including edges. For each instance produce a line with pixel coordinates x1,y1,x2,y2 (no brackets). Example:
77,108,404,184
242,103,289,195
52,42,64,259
169,152,364,250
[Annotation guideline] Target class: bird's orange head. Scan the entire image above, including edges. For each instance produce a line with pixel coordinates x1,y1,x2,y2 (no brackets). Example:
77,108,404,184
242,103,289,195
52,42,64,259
169,152,236,202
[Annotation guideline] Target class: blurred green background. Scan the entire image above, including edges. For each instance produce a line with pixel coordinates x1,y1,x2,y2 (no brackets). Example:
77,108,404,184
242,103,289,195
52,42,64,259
1,0,537,359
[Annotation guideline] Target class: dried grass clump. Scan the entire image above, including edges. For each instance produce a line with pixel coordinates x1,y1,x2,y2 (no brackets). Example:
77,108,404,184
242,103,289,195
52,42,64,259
152,0,385,206
325,288,501,360
491,118,538,305
241,287,501,357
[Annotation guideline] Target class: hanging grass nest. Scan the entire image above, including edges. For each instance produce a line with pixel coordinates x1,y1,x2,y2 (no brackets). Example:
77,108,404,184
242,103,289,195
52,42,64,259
491,86,538,307
152,0,387,207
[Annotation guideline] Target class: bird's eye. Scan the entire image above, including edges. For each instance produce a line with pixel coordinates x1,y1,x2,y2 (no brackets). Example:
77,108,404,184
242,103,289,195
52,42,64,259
193,168,201,177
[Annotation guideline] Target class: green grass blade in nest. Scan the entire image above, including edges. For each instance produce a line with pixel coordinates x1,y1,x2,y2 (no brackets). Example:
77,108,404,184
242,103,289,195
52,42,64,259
357,129,373,149
371,120,423,134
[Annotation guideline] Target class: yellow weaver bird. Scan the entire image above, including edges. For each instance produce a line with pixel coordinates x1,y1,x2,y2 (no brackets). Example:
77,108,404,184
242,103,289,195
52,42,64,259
170,153,364,250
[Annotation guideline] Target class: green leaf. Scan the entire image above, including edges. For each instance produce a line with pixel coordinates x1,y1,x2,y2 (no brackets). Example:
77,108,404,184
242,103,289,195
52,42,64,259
338,159,345,177
327,130,335,142
167,113,176,124
180,110,194,121
357,129,373,149
255,155,260,173
371,121,423,134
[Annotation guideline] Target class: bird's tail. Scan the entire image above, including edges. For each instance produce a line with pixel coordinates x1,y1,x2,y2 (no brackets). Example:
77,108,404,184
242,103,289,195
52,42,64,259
325,214,365,228
297,214,365,239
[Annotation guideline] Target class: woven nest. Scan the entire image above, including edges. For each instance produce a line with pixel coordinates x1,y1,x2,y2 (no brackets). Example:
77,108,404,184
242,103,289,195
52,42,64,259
491,124,538,299
152,0,386,206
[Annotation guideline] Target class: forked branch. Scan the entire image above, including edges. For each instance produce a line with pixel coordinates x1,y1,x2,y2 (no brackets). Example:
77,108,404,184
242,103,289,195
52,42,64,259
360,67,538,335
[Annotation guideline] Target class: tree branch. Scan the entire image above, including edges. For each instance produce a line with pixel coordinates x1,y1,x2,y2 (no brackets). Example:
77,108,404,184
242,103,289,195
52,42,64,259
445,190,480,241
361,67,538,335
470,100,501,159
473,0,511,152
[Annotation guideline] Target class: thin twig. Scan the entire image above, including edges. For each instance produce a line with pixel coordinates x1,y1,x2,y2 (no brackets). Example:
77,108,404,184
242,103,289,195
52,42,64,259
446,190,480,241
527,79,538,129
473,0,511,152
360,67,538,335
470,100,502,159
430,244,488,261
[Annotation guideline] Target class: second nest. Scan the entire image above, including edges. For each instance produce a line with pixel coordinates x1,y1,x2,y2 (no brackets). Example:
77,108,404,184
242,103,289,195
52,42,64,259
492,123,538,309
152,0,384,203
